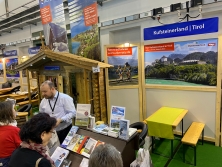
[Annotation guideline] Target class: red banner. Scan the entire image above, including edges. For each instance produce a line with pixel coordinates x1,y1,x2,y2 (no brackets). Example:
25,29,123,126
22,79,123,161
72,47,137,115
40,5,52,25
144,42,175,52
83,2,98,26
107,47,132,56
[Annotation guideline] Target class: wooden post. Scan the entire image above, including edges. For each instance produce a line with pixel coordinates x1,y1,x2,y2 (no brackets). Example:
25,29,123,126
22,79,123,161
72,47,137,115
26,69,32,116
84,69,89,103
36,73,41,106
3,58,6,82
217,35,222,147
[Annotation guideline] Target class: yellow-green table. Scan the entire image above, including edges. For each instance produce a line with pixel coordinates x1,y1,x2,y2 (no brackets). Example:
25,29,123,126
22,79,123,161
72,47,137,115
145,107,188,158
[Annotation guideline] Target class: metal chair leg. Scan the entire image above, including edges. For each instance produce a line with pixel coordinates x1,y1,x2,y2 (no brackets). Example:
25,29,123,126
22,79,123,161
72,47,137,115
194,146,196,166
202,129,204,145
183,144,185,163
182,119,184,137
152,136,154,153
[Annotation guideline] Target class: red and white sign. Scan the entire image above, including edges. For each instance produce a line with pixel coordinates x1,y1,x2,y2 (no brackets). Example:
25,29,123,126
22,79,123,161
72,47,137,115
83,2,98,26
208,43,216,46
144,42,175,52
107,47,132,56
40,5,52,25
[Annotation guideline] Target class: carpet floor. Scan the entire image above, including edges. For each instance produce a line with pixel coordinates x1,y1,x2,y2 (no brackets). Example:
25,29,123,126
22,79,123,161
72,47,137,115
150,137,222,167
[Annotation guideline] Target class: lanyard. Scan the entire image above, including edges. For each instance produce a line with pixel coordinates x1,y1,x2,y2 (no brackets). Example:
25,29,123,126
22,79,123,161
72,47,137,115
48,92,59,114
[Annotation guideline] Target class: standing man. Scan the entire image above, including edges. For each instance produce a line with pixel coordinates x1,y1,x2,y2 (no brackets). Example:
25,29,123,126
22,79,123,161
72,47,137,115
39,80,76,143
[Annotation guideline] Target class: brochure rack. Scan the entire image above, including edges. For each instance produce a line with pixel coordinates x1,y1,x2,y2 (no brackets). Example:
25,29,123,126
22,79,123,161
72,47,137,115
67,128,138,167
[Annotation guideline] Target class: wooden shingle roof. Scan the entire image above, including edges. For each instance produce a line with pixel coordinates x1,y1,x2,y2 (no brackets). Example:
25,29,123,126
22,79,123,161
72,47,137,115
16,50,113,71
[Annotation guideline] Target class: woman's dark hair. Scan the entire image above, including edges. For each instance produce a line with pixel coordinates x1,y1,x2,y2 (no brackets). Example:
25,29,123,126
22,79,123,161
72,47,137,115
0,101,14,124
19,113,56,144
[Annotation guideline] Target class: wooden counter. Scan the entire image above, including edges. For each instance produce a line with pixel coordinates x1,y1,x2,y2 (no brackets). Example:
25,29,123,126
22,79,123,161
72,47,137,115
67,128,138,167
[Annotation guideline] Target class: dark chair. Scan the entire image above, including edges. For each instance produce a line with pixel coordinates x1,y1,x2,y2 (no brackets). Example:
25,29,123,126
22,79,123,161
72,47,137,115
2,82,12,88
130,122,148,148
23,92,38,101
10,86,21,94
17,104,32,116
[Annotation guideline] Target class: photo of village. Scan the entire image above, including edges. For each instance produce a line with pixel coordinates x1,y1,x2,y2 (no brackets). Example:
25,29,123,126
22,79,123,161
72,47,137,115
108,47,138,86
144,39,218,86
5,58,20,78
0,59,3,77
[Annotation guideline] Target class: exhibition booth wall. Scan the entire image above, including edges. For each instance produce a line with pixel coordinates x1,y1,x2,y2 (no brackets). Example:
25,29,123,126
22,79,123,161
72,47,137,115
99,0,222,146
0,0,222,146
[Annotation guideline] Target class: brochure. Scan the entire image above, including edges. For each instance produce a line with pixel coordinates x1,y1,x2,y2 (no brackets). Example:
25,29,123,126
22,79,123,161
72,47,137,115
79,158,89,167
60,158,72,167
108,128,120,138
75,104,91,126
129,128,137,137
119,119,130,140
110,106,126,128
92,124,108,133
66,134,80,150
51,147,69,167
81,138,98,158
61,126,79,148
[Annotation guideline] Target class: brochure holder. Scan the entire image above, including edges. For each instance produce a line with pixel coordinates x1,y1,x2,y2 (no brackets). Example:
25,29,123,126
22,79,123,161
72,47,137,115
67,128,138,167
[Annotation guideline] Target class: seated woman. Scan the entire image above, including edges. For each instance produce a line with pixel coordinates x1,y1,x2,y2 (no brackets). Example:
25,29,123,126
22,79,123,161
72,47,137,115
9,113,56,167
0,101,21,167
89,144,123,167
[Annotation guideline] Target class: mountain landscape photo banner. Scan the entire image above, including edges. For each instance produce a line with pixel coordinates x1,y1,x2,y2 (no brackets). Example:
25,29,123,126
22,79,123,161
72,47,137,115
144,38,218,86
39,0,68,52
68,0,100,60
107,46,138,86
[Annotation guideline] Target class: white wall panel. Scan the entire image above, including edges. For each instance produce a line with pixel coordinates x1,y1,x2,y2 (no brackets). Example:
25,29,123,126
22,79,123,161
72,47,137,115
146,89,216,139
98,0,189,22
109,89,140,124
0,0,6,16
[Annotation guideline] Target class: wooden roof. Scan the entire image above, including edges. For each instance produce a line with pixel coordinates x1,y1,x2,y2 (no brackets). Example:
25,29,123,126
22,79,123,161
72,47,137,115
16,50,113,71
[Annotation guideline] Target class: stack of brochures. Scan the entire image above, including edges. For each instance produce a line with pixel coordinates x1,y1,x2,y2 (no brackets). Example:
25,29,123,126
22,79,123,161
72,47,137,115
92,124,108,134
60,126,79,148
108,128,120,138
129,128,137,137
60,126,107,159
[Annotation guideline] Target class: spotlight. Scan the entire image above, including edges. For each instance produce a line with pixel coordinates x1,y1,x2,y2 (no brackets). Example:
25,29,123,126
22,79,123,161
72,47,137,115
152,7,164,16
170,3,182,12
190,0,202,7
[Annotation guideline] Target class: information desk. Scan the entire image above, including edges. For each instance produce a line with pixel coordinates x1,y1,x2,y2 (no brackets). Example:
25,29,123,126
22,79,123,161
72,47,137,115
67,128,138,167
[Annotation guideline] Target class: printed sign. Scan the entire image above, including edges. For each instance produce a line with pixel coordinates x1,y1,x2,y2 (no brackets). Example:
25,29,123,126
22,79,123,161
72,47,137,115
107,47,133,56
28,46,40,54
39,0,68,52
107,46,138,86
83,2,98,26
44,66,60,70
144,43,175,52
144,17,218,40
144,38,218,86
5,58,19,77
3,50,17,57
68,0,100,60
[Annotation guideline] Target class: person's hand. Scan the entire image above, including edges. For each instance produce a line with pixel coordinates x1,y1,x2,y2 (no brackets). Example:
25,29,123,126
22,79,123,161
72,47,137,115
55,118,63,127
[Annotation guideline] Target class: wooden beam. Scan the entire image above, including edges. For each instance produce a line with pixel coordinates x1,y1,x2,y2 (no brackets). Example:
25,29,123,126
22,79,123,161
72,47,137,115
26,69,32,116
47,55,93,71
45,51,98,68
16,52,45,70
217,35,222,147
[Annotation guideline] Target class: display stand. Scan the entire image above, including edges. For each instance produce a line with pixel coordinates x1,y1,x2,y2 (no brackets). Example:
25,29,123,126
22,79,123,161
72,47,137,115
67,128,138,167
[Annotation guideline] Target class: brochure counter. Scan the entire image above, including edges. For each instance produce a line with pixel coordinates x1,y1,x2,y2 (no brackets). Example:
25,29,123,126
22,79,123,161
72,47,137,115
67,128,139,167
